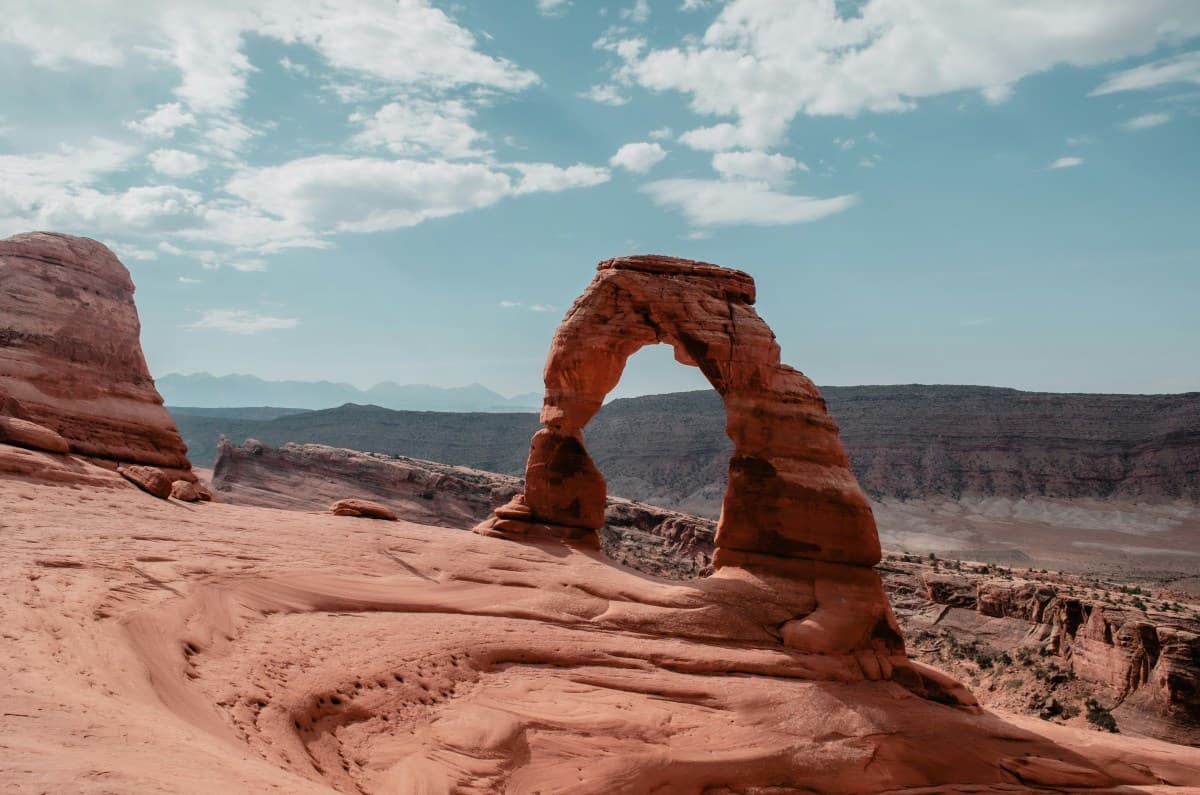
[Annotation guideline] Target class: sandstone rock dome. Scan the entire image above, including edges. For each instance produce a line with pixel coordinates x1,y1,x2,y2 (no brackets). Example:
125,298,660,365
0,232,193,480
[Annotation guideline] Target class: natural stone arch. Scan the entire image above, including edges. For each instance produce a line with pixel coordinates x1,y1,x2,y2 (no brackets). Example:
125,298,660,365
472,256,952,670
479,255,879,567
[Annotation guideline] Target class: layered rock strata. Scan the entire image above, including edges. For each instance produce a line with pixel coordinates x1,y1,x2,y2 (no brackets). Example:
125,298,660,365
0,232,192,480
474,255,913,679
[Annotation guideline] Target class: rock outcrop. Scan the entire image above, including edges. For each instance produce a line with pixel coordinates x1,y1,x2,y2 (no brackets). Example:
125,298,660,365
889,563,1200,745
474,255,921,694
0,416,71,454
118,465,173,499
170,479,212,502
331,498,398,521
0,232,193,480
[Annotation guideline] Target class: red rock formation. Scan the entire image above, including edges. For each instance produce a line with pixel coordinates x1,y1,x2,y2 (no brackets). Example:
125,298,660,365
0,232,193,480
118,465,173,499
0,416,71,454
170,480,212,502
331,498,399,521
475,255,915,679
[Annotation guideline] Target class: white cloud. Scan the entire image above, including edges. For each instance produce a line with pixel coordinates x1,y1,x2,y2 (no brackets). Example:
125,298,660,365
580,83,629,106
680,0,710,10
642,179,856,227
981,84,1015,105
1121,112,1172,130
649,126,673,140
1049,156,1084,169
177,276,201,284
190,250,268,272
352,99,486,159
210,156,607,247
611,2,1200,149
0,139,212,237
499,300,558,312
537,0,570,17
510,162,611,195
1,1,540,116
185,309,298,334
679,123,766,152
108,241,158,261
158,241,185,255
1066,134,1096,146
620,0,651,24
279,56,308,76
711,150,804,184
609,142,667,173
126,102,195,137
148,148,206,177
1091,51,1200,96
201,118,259,158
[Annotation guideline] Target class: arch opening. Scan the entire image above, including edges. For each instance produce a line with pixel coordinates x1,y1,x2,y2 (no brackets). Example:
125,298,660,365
585,343,729,520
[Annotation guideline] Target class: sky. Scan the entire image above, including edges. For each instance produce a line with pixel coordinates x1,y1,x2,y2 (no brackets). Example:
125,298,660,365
1,0,1198,398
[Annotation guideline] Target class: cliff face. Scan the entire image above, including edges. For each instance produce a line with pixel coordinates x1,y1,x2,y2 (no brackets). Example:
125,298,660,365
174,386,1200,511
0,232,192,478
892,566,1200,746
825,386,1200,502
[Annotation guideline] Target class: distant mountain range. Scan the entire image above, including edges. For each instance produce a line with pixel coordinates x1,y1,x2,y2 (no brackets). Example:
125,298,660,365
156,373,541,412
171,385,1200,517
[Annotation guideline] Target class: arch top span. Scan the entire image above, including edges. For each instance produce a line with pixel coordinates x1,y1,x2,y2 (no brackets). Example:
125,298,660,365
477,254,881,569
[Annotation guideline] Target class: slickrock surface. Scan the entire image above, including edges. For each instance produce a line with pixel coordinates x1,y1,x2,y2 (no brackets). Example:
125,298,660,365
3,476,1199,794
0,232,193,480
212,439,719,580
478,256,899,663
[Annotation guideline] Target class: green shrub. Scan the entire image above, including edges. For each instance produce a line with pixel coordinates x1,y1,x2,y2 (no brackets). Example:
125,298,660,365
1085,699,1118,733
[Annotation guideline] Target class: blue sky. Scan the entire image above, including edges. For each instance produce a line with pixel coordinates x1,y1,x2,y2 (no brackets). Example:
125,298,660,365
2,0,1198,397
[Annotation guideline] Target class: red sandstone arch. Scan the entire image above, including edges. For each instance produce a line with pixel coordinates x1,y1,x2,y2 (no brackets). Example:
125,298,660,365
480,255,880,568
475,255,976,695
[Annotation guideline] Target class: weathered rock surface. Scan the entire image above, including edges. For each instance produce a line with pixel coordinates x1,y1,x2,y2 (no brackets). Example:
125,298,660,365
886,560,1200,745
476,255,906,677
0,232,193,480
0,416,71,454
331,498,398,521
4,476,1200,793
118,464,173,499
170,479,212,502
211,438,720,580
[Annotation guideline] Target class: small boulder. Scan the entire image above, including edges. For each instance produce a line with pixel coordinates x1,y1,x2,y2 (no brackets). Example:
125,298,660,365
0,416,71,454
171,480,213,502
118,465,173,499
331,498,398,521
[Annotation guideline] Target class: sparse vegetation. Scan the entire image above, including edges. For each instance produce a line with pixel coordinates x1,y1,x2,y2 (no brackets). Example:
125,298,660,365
1085,699,1118,733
